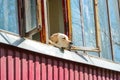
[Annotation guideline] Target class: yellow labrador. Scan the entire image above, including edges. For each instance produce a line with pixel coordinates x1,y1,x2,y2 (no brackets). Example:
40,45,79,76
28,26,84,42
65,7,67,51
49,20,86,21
49,33,99,52
49,33,72,49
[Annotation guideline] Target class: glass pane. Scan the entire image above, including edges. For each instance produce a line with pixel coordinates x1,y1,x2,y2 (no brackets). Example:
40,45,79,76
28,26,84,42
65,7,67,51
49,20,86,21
71,0,98,55
98,0,112,60
71,0,83,46
25,0,37,32
0,0,18,34
82,0,96,47
71,0,96,47
108,0,120,62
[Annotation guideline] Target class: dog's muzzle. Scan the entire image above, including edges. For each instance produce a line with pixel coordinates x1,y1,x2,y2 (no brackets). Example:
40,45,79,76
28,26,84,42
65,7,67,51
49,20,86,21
68,42,73,50
69,42,73,45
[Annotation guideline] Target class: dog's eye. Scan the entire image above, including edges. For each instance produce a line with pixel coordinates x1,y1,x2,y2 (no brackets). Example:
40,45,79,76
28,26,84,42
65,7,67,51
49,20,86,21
62,37,66,40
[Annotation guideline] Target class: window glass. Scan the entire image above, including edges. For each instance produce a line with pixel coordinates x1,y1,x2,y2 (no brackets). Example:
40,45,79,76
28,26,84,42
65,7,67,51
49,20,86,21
71,0,83,46
71,0,96,47
108,0,120,62
71,0,98,56
25,0,37,32
98,0,112,60
82,0,96,47
0,0,19,34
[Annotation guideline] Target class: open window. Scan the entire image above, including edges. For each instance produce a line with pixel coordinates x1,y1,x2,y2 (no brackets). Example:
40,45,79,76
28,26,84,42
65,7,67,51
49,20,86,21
23,0,42,41
69,0,101,55
47,0,64,37
22,0,46,42
46,0,71,39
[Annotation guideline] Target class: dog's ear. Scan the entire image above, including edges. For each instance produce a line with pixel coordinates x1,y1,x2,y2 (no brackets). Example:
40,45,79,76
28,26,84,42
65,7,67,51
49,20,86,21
50,33,58,43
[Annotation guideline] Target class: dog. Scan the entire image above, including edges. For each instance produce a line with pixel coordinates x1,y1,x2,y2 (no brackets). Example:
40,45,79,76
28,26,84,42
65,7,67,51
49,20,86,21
49,33,100,52
49,33,72,50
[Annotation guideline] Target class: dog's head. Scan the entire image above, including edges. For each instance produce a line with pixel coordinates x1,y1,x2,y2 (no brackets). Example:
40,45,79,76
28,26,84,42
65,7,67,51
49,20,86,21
50,33,72,49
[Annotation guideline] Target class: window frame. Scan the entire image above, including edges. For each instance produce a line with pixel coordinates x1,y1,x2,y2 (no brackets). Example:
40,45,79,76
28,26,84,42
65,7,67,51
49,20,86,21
18,0,44,41
42,0,101,52
44,0,73,43
67,0,101,53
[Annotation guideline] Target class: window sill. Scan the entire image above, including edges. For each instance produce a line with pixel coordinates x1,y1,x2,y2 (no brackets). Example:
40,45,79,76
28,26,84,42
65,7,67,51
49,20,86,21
0,31,120,72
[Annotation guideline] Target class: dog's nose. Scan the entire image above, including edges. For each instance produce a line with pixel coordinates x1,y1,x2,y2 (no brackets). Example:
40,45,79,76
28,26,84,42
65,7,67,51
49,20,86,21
69,42,73,44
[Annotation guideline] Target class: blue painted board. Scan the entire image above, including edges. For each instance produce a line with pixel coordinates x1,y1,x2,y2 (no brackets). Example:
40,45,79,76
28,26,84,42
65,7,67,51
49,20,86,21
98,0,112,60
71,0,96,47
0,0,18,34
108,0,120,62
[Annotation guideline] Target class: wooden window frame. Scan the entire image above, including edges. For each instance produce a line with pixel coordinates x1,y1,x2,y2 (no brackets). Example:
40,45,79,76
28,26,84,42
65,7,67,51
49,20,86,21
40,0,101,52
18,0,43,40
43,0,73,43
17,0,101,53
66,0,101,53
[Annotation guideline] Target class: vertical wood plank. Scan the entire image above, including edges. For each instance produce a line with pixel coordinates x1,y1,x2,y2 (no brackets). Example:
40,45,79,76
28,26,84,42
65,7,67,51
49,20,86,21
102,69,105,80
64,62,69,80
79,65,83,80
106,70,110,80
97,68,102,80
47,58,53,80
117,72,120,80
53,60,58,80
74,64,79,80
7,49,14,80
84,66,88,80
41,57,46,80
113,72,117,80
88,67,93,80
15,51,21,80
59,61,64,80
109,71,113,80
0,47,7,80
35,56,41,80
22,53,28,80
0,45,2,80
28,54,34,80
93,67,97,80
69,63,74,80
